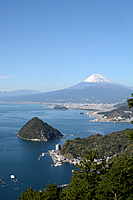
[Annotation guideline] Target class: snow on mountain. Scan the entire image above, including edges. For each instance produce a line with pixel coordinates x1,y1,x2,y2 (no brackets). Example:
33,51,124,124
68,74,116,90
0,74,132,104
83,74,114,83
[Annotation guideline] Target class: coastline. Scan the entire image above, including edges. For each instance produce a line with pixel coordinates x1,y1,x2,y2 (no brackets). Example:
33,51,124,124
17,135,63,142
1,101,132,123
17,135,48,141
0,101,116,112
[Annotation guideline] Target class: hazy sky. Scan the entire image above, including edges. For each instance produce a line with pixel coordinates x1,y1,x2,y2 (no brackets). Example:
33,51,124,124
0,0,133,92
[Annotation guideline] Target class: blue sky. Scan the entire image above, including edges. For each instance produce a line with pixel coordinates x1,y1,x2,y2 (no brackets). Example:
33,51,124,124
0,0,133,92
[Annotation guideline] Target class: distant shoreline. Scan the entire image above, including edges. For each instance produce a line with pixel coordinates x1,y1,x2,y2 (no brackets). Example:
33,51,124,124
0,101,117,111
2,101,131,123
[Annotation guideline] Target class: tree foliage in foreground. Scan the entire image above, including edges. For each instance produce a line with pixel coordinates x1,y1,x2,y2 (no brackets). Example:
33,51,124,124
60,152,133,200
18,182,59,200
96,155,133,200
126,93,133,140
60,150,110,200
18,151,133,200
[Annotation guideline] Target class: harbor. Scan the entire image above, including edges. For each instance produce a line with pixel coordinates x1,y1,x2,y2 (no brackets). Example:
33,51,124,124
38,152,49,160
37,144,81,167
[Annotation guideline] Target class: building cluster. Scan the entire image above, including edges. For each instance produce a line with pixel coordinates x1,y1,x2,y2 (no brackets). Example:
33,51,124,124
88,110,133,123
46,102,133,123
49,144,116,167
46,103,116,112
49,144,81,166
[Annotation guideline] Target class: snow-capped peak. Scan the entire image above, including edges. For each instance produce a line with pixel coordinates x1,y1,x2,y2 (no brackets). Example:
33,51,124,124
83,74,114,83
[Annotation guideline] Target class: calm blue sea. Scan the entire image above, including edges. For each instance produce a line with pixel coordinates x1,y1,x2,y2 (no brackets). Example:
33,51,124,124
0,103,132,200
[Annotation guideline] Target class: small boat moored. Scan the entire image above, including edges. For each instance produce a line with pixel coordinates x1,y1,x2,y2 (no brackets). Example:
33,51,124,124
54,162,62,167
10,175,19,183
0,177,6,185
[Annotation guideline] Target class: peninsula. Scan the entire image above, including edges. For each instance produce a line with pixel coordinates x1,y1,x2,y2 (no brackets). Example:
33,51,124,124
17,117,63,141
60,128,133,159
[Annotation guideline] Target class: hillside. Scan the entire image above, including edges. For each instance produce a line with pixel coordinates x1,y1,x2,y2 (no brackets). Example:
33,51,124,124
0,74,132,104
98,105,133,119
60,128,133,159
17,117,63,141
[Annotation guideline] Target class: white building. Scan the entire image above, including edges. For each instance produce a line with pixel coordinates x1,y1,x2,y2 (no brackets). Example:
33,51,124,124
56,144,61,151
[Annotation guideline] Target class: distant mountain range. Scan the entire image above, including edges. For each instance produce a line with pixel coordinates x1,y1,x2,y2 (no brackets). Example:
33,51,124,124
0,74,132,104
0,89,41,97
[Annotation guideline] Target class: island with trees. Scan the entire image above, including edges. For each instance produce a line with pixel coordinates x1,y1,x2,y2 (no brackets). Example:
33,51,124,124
17,117,63,141
18,93,133,199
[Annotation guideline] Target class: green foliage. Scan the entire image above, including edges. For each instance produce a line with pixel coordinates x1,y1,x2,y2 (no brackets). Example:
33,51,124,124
18,182,59,200
17,117,62,141
18,95,133,199
126,93,133,141
44,182,60,200
18,152,133,200
60,150,111,200
127,93,133,109
126,130,133,141
60,129,133,159
96,155,133,200
18,187,40,200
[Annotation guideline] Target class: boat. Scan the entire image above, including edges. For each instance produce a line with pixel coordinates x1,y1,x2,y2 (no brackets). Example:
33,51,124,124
10,175,19,183
80,112,84,115
0,177,6,185
54,162,62,167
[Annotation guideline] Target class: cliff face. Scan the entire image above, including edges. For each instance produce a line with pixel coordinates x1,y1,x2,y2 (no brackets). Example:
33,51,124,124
17,117,63,141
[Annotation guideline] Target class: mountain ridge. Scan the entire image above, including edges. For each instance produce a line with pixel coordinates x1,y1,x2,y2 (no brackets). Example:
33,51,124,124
0,89,41,97
0,74,132,104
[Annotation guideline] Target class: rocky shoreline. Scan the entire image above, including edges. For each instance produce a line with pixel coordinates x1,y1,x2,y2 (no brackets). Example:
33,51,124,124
17,135,48,141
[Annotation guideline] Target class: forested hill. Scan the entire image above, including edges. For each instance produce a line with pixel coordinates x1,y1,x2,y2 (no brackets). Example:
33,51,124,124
17,117,63,141
60,128,133,159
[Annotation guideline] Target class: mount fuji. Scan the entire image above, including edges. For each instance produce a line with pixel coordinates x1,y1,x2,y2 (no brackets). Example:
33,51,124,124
83,74,114,83
68,74,132,90
0,74,132,104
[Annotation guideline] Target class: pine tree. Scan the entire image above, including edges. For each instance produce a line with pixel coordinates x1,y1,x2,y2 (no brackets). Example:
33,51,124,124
60,150,109,200
96,155,133,200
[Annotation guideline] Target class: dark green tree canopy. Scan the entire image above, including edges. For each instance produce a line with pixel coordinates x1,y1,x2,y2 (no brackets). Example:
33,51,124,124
126,93,133,140
17,117,63,141
96,155,133,200
127,93,133,109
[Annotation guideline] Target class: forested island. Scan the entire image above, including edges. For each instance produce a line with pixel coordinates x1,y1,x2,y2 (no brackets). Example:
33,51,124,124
17,117,63,141
54,105,68,110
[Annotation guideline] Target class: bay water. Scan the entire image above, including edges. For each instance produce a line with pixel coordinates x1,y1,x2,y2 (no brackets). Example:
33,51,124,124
0,103,132,200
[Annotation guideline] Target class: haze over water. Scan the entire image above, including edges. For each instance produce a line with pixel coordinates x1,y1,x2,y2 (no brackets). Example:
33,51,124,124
0,103,133,200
